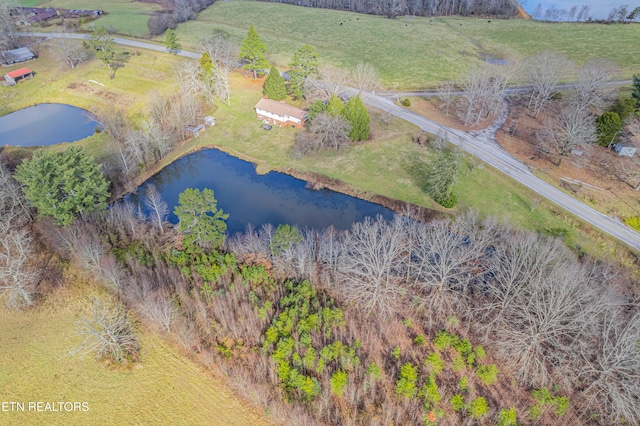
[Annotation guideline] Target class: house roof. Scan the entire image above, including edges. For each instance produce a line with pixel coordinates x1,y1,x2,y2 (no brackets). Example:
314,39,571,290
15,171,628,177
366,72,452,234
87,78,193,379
255,98,306,120
1,47,34,64
6,68,33,79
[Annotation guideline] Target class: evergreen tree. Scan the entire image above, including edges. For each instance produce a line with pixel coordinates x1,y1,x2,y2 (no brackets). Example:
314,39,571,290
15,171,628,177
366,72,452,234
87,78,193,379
15,147,110,225
596,111,623,146
199,52,214,78
306,100,328,125
174,188,229,250
344,95,370,141
164,28,181,53
239,25,268,80
423,148,461,208
632,74,640,109
326,94,344,116
89,27,123,79
288,44,319,99
263,66,287,101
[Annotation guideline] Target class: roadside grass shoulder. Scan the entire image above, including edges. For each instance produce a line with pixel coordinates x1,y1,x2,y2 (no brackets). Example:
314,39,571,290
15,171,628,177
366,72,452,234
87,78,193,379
0,282,269,426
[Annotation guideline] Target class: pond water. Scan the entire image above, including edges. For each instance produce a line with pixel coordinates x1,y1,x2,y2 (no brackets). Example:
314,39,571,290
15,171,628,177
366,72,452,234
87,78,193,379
134,149,395,234
0,103,102,146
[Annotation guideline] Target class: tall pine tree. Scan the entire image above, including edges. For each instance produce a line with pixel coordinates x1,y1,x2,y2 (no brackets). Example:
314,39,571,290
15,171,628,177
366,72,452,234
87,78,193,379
288,44,319,99
344,95,370,141
263,66,287,101
239,25,268,80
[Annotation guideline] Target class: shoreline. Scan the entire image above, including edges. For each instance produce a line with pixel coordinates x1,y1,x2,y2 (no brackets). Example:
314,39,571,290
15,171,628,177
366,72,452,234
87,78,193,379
125,140,445,224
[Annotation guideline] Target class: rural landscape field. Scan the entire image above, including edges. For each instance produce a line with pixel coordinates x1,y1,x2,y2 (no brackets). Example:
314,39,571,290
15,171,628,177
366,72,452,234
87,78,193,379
1,0,640,425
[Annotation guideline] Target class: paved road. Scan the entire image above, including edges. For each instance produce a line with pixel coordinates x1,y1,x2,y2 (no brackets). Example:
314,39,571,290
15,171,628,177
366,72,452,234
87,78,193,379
363,94,640,251
21,32,202,59
24,32,640,251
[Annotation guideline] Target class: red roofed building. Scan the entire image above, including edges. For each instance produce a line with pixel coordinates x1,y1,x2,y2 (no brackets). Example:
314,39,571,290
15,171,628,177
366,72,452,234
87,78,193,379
254,98,307,128
4,68,34,85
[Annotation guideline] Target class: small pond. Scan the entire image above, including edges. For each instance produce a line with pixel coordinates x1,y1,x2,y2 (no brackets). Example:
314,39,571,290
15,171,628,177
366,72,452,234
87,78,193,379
0,103,102,146
134,149,395,234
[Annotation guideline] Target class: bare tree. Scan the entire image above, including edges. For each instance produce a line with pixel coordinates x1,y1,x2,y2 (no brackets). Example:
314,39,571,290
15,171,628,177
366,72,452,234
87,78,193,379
305,66,351,101
138,291,176,333
572,58,619,110
525,51,574,117
0,157,30,227
337,216,407,317
581,311,640,425
537,102,596,165
143,184,168,233
568,5,578,21
480,232,606,388
614,157,640,191
308,112,352,150
350,62,381,99
438,81,457,116
200,30,238,69
0,227,40,309
0,0,19,52
53,29,88,70
576,5,591,22
73,298,139,364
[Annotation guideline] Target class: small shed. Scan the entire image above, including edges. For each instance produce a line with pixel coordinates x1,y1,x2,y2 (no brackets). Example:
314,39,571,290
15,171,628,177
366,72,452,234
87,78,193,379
614,142,636,157
4,67,34,85
184,124,205,138
1,47,35,66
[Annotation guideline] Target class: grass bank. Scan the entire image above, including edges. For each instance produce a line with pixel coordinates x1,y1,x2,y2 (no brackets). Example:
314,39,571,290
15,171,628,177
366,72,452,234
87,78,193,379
0,282,269,426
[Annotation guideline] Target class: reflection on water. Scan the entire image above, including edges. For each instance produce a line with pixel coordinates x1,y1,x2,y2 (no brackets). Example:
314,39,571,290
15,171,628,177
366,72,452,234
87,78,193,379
0,103,102,146
134,149,395,234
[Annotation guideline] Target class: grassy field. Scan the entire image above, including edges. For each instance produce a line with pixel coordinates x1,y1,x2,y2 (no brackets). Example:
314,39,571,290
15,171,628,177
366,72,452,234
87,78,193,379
0,282,269,426
0,39,182,116
18,0,160,37
166,1,640,89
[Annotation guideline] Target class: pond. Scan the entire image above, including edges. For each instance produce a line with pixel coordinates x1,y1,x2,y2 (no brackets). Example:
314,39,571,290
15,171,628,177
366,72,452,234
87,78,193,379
134,149,395,234
0,103,102,146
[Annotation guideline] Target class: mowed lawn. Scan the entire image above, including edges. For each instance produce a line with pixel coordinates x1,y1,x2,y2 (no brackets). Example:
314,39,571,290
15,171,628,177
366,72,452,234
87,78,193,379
17,0,160,37
0,284,269,426
170,1,640,89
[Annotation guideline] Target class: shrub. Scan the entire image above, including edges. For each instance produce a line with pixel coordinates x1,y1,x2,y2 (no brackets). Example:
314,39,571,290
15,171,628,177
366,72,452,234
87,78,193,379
433,330,453,351
414,334,427,346
419,374,441,409
625,216,640,232
330,370,348,397
366,362,382,380
424,352,445,375
531,388,569,418
476,364,500,385
392,345,401,359
396,362,418,397
496,407,518,426
450,394,465,411
400,98,411,106
458,376,468,392
452,354,466,371
470,397,489,418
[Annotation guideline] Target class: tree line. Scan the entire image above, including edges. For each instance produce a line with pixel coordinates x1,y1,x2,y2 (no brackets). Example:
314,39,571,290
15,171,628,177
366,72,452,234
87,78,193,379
257,0,519,18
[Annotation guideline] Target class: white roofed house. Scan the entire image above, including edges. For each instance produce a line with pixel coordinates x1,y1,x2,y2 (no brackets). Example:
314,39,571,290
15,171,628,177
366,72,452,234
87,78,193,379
254,98,307,128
